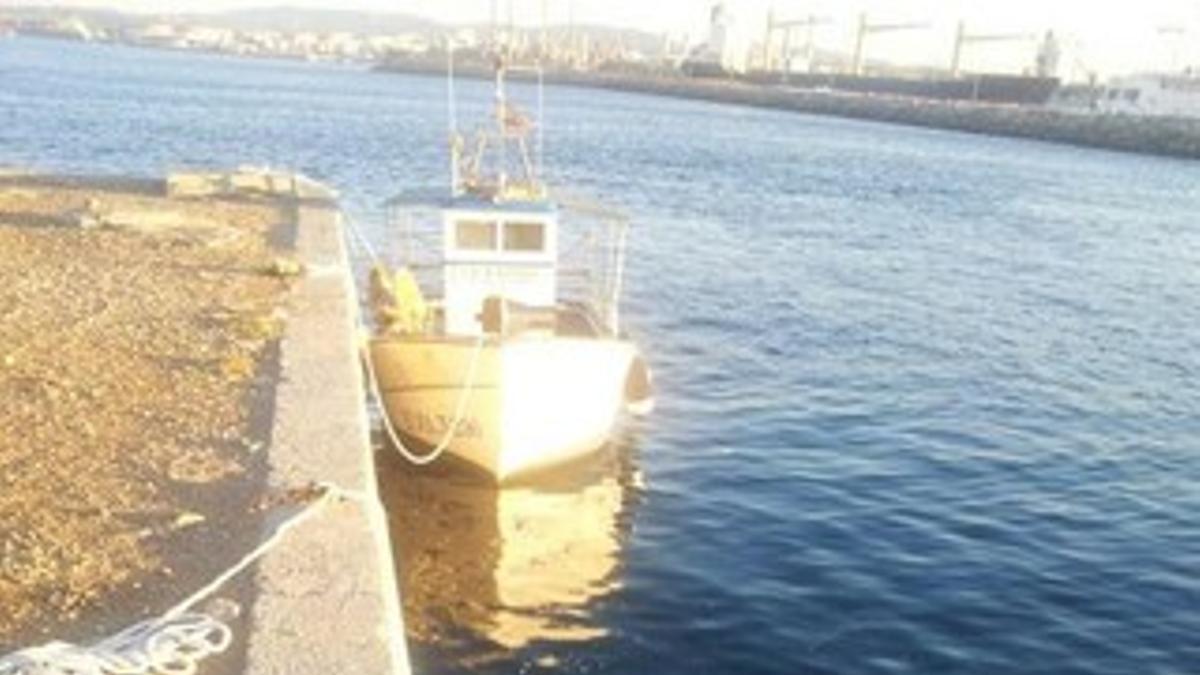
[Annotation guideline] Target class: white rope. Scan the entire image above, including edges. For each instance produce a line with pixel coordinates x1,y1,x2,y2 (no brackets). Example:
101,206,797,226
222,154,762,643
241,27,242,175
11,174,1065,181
0,615,231,675
361,331,486,466
342,213,381,267
340,214,486,467
0,486,352,675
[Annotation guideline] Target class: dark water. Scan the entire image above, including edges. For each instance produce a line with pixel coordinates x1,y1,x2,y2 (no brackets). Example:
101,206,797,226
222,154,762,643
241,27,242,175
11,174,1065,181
5,36,1200,674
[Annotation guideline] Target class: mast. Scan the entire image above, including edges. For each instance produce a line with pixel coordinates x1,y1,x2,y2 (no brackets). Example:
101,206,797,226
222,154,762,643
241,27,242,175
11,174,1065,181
446,40,545,201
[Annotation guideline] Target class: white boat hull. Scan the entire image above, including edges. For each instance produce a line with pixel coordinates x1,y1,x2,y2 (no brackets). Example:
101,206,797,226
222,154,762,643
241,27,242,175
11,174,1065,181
370,336,649,482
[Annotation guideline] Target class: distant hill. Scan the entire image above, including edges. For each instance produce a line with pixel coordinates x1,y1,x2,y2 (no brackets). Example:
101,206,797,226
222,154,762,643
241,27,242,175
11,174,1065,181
0,4,440,34
0,5,140,29
176,6,439,36
202,8,663,51
0,3,663,50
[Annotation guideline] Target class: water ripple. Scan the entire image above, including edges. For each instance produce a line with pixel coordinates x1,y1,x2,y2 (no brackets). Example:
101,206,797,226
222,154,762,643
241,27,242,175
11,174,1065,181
5,37,1200,675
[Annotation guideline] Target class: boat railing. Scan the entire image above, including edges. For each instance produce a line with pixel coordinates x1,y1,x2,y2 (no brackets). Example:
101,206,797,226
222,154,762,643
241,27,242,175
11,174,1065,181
384,194,629,336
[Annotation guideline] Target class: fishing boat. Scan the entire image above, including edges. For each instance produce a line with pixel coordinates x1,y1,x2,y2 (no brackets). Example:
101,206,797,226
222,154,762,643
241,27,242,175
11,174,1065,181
365,57,653,483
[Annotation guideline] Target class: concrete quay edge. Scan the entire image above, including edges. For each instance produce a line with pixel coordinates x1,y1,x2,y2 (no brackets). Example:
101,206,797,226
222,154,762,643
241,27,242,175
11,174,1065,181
241,176,410,675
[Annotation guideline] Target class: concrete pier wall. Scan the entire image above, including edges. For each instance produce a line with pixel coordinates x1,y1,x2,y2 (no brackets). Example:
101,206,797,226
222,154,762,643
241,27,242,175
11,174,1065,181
242,180,410,674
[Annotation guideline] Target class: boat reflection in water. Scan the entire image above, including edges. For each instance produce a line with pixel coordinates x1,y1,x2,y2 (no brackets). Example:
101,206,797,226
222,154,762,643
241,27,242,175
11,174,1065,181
377,430,644,670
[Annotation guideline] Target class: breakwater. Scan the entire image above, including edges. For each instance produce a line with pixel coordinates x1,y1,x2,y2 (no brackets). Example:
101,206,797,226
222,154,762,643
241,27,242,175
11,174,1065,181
379,61,1200,160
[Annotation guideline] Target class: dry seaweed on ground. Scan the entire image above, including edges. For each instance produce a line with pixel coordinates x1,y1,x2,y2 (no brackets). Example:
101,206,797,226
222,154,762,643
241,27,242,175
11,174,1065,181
0,179,293,646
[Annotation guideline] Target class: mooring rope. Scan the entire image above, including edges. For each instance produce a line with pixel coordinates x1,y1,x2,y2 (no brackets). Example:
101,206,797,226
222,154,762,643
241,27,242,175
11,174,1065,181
341,213,486,467
0,485,357,675
358,330,485,467
342,211,382,268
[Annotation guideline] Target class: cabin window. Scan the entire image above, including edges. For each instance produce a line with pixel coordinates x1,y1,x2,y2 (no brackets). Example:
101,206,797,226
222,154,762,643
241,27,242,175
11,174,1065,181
503,222,545,252
456,220,497,250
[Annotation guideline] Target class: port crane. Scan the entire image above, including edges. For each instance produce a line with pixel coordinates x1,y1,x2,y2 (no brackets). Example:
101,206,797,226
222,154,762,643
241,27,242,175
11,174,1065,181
851,13,930,76
763,10,832,77
949,21,1039,77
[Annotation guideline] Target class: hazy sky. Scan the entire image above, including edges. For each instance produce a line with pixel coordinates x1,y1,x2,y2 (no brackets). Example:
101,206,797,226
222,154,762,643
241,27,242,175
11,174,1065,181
16,1,1200,76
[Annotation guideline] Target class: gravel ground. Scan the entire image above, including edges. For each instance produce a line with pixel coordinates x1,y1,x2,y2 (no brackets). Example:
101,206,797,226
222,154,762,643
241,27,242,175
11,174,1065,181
0,175,296,652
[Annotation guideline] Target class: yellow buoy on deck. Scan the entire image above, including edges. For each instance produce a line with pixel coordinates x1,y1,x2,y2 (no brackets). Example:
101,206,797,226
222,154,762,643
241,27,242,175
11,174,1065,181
370,265,427,335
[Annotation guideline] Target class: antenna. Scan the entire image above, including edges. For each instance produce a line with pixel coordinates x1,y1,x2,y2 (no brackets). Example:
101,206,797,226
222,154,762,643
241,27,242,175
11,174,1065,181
490,0,499,49
540,0,549,60
537,65,545,179
496,61,508,194
508,0,515,61
448,42,459,194
569,0,576,65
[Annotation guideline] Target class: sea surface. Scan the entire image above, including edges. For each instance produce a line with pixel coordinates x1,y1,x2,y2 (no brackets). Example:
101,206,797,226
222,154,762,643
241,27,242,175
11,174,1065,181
5,37,1200,674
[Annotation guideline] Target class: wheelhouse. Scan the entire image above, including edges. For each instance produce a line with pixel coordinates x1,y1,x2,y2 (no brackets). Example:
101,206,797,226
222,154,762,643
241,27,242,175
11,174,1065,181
383,191,627,341
441,201,559,336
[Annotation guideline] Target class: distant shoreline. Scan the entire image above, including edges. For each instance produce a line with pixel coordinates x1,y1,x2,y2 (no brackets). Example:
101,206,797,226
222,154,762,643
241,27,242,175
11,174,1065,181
375,61,1200,161
7,34,1197,161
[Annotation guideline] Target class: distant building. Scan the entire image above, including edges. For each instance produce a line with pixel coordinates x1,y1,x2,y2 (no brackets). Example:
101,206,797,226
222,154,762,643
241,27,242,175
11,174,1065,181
708,4,733,68
681,2,748,76
368,34,429,57
19,17,94,41
1098,72,1200,118
181,26,232,50
448,28,479,50
133,23,179,47
1035,31,1060,78
323,32,362,58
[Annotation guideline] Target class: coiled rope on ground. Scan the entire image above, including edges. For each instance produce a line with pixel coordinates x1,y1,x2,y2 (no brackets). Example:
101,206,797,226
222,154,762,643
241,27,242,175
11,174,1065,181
0,485,354,675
